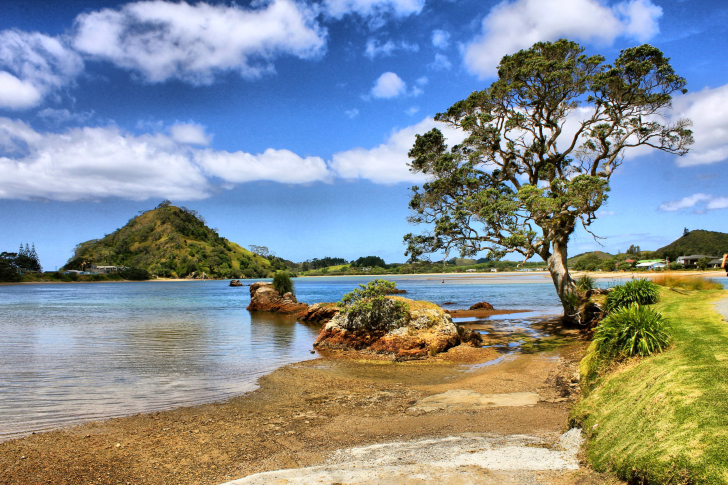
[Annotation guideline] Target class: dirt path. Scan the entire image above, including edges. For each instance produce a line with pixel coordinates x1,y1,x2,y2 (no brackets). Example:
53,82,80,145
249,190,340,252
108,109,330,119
0,335,621,485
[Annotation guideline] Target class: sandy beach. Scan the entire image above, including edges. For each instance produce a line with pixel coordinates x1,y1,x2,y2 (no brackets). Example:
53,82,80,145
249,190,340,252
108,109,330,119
0,315,624,485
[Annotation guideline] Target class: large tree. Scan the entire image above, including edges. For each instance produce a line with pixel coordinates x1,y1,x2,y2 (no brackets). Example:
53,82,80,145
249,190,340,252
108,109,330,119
404,39,692,320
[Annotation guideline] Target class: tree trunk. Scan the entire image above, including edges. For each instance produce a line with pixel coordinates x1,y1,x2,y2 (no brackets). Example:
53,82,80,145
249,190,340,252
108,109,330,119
545,239,578,321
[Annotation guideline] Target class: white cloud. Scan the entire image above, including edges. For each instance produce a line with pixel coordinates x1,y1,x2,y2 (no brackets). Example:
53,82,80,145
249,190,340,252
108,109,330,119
431,29,450,49
169,122,211,146
666,85,728,167
0,118,329,201
406,106,420,116
0,30,83,110
323,0,425,19
657,193,726,212
345,108,360,119
428,53,452,71
330,117,466,184
72,0,326,85
463,0,662,78
364,39,418,59
37,108,94,124
370,72,407,98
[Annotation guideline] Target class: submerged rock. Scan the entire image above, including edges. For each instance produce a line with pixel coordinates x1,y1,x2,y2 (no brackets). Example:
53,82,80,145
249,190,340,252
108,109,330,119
314,297,480,360
247,282,308,314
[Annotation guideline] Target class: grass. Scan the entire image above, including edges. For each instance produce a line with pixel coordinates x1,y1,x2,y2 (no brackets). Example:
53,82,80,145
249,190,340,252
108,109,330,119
653,273,724,291
571,288,728,484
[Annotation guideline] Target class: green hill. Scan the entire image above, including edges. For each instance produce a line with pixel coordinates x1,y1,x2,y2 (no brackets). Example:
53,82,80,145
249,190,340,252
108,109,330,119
63,202,282,279
657,230,728,258
567,251,614,264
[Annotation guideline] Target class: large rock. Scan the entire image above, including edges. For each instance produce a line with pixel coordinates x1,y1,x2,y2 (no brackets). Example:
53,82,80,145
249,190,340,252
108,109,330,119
247,282,308,314
297,303,339,323
314,297,480,360
470,301,494,310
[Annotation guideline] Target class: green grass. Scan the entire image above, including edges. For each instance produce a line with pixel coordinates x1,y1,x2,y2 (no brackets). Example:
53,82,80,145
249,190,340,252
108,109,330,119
571,288,728,484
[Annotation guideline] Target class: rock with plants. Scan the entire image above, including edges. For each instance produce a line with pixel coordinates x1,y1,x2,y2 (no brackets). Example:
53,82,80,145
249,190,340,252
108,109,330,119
314,280,480,360
247,274,307,314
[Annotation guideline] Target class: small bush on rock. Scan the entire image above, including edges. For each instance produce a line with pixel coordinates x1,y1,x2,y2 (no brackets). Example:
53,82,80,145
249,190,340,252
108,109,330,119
272,271,294,295
594,303,671,359
606,279,659,311
337,279,409,331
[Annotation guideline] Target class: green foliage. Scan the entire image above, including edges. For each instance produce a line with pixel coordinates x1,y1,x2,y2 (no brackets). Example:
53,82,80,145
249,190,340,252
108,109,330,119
272,271,294,295
351,255,387,268
656,229,728,259
576,274,595,292
606,279,660,312
697,257,712,270
337,280,409,330
119,267,151,280
403,39,692,312
594,303,671,359
0,252,21,282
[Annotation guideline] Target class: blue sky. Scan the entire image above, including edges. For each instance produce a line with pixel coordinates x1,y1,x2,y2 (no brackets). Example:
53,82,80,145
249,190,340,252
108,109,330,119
0,0,727,270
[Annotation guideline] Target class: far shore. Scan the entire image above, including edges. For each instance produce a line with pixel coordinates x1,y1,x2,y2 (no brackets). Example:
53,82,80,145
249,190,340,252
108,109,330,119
1,269,724,287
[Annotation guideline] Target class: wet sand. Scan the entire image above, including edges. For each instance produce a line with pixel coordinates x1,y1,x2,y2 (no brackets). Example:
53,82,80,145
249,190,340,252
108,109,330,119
0,323,621,485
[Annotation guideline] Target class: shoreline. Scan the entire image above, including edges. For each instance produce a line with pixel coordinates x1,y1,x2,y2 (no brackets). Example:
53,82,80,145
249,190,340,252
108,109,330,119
1,269,723,287
0,323,618,485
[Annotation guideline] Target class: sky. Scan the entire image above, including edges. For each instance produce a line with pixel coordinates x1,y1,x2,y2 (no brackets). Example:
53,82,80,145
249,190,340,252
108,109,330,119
0,0,727,270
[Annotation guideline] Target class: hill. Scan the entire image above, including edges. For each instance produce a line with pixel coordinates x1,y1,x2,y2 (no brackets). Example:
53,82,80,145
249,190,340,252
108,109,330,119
64,202,285,279
567,251,614,264
656,230,728,258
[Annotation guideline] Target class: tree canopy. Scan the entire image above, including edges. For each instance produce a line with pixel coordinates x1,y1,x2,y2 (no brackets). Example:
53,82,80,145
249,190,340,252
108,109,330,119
404,39,692,318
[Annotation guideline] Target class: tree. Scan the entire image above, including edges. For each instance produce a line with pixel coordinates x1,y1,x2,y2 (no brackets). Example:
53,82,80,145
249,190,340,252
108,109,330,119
697,257,711,271
404,39,692,320
626,245,641,255
683,227,690,237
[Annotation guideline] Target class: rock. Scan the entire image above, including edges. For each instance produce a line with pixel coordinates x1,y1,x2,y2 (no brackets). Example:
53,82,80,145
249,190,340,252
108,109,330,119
314,298,467,359
384,288,407,294
297,303,340,323
229,279,244,287
247,282,308,314
469,301,494,310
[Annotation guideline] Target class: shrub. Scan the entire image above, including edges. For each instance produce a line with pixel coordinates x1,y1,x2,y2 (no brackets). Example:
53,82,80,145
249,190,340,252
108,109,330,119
606,279,659,311
593,303,671,359
652,274,723,291
272,271,294,295
120,268,150,280
337,279,409,330
576,274,595,292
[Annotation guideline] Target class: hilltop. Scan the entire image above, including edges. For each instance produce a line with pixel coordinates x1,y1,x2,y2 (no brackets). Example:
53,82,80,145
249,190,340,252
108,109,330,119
567,251,614,264
64,202,286,279
657,229,728,257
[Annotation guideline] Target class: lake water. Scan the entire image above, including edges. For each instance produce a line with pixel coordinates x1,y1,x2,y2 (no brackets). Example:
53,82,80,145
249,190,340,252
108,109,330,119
1,274,724,441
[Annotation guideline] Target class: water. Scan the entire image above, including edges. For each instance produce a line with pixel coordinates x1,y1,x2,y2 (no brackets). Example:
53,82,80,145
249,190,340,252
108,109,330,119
5,273,722,441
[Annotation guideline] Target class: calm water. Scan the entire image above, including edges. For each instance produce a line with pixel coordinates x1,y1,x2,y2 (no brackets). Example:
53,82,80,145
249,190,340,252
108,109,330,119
2,274,723,441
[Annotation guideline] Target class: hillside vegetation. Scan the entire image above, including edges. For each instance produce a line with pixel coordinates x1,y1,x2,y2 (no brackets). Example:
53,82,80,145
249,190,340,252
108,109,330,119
64,202,284,279
657,229,728,257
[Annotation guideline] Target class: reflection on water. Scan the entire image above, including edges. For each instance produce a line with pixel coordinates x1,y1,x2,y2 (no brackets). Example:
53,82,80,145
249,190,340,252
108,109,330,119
0,275,576,441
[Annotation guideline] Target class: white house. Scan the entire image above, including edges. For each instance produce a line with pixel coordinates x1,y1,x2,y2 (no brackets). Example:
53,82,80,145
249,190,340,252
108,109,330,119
635,262,666,270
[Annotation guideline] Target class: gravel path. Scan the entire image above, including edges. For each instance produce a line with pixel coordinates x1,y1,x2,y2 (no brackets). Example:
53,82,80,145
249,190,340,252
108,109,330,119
715,296,728,322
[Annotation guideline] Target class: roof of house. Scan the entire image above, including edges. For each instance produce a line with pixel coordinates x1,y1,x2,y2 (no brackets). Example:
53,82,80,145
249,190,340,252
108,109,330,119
678,255,717,261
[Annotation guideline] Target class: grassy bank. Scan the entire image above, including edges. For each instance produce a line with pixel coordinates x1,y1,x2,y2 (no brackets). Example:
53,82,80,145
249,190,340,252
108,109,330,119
571,287,728,484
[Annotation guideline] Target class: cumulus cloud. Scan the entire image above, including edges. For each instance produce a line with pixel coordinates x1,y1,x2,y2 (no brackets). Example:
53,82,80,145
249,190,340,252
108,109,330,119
323,0,425,19
0,30,83,110
429,53,452,71
431,29,451,49
169,122,211,146
463,0,662,78
665,84,728,167
72,0,326,85
0,118,329,201
370,72,407,98
330,117,466,184
658,193,728,212
345,108,360,119
364,39,418,59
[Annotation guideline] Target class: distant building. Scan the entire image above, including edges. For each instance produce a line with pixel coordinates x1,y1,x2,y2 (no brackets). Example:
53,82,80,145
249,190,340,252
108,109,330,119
636,261,666,270
490,268,498,272
676,255,719,267
466,268,476,272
